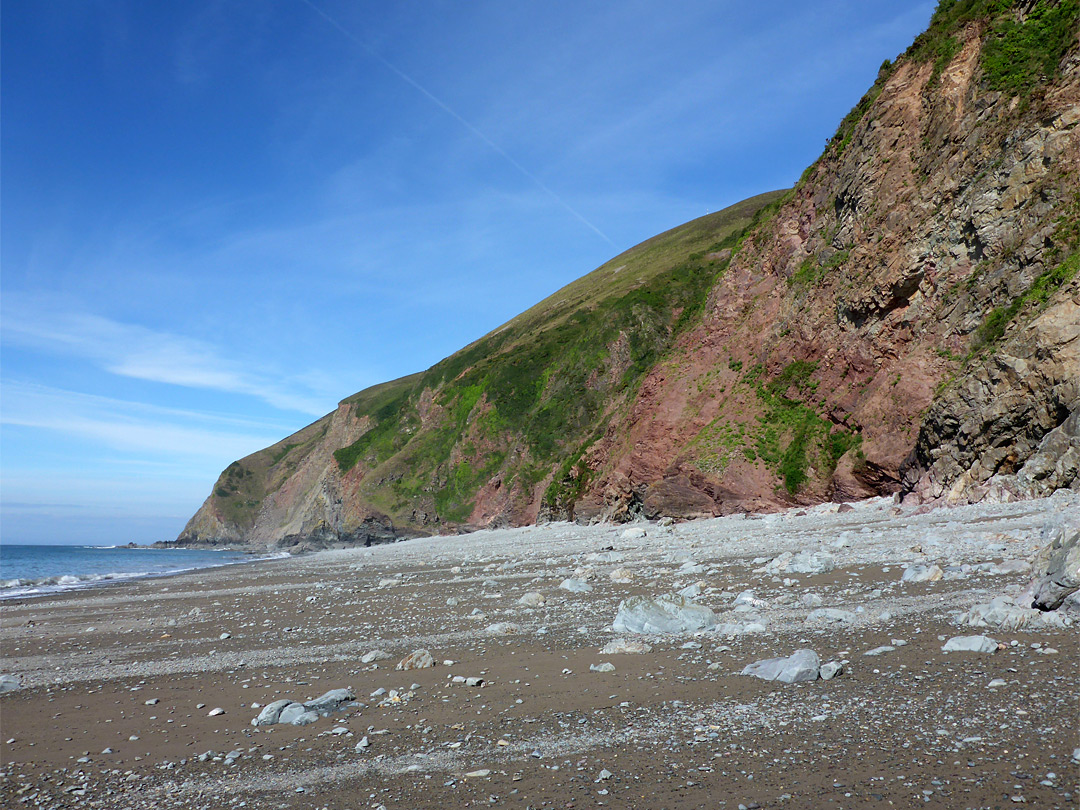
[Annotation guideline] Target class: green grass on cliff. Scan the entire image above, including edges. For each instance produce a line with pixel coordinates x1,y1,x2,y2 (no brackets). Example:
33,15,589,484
327,190,789,524
909,0,1079,96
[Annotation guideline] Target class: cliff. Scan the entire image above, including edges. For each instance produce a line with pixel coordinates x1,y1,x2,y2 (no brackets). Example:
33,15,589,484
178,0,1080,550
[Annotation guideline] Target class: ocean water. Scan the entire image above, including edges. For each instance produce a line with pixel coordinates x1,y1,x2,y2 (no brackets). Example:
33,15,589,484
0,544,263,599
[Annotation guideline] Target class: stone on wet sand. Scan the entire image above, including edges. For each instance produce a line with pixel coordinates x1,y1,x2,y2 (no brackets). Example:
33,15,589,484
901,564,944,583
278,703,319,726
819,661,844,680
741,649,821,683
559,578,593,593
517,592,546,607
958,596,1072,631
589,662,616,673
485,622,522,635
396,649,436,670
304,687,356,715
600,638,653,655
807,608,856,624
252,699,293,727
942,635,999,653
612,595,717,634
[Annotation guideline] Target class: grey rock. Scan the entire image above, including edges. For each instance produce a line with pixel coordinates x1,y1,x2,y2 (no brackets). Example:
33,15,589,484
819,661,844,681
251,699,293,727
1028,519,1080,610
901,564,944,583
741,649,820,683
0,674,20,694
864,645,895,656
958,596,1071,630
304,688,356,715
612,595,717,634
589,663,616,673
485,622,522,635
942,635,999,653
807,608,856,624
517,592,546,607
788,551,836,575
559,578,593,593
361,649,391,664
277,703,317,725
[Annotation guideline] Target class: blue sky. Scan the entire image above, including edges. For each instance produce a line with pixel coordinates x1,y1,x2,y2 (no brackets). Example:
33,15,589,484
1,0,936,544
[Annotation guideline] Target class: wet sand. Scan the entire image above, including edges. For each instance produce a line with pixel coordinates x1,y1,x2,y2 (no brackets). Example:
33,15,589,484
2,495,1077,809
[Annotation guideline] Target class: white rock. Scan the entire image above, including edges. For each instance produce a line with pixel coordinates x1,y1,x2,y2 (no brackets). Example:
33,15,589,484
600,638,652,655
807,608,856,624
942,635,998,653
517,592,546,607
612,595,717,634
621,527,647,539
559,578,593,593
901,564,944,584
741,649,820,683
589,663,616,673
207,707,225,717
609,567,636,583
485,622,522,635
361,649,391,664
863,645,895,657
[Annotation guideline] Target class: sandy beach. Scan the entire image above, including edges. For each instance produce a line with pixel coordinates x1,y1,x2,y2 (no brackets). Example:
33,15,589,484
2,494,1078,809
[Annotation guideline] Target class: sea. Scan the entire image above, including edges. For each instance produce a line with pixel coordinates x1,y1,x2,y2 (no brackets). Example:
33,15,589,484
0,544,272,600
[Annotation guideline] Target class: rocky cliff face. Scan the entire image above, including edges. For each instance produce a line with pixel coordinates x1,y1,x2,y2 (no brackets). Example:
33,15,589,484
178,1,1080,549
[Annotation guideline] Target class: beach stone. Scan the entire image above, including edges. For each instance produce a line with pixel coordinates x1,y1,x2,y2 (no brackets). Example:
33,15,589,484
0,674,20,694
609,567,636,583
864,645,895,656
788,551,836,575
901,564,944,583
304,687,355,715
207,707,225,717
678,583,703,600
621,527,647,539
612,595,717,634
278,703,319,726
517,592,546,607
600,638,652,655
820,661,844,681
807,608,856,624
799,593,824,608
957,596,1070,631
716,619,769,637
559,578,593,593
741,649,820,683
589,663,616,673
396,649,435,670
942,635,999,653
355,736,370,751
485,622,522,635
361,649,391,664
252,699,293,726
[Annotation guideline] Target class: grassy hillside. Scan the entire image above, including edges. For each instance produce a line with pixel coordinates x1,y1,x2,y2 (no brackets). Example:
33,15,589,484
327,190,789,525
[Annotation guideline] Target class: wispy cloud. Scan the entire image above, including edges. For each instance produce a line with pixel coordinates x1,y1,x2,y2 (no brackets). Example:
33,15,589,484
2,299,331,415
1,381,293,462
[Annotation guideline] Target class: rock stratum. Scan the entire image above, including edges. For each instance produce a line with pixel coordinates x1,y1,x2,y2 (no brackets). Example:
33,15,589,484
179,1,1080,550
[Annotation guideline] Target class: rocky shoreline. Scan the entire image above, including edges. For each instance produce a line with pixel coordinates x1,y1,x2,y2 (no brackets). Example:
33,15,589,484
2,494,1078,809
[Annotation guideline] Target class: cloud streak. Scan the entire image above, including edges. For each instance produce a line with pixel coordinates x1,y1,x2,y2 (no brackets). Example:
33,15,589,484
2,300,331,416
296,0,616,249
1,381,293,462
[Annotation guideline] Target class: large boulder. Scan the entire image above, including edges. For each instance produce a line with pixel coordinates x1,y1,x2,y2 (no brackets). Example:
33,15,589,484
612,595,717,634
1027,519,1080,611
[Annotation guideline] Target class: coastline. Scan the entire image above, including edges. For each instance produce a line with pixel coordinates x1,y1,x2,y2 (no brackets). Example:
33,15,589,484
2,494,1077,809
